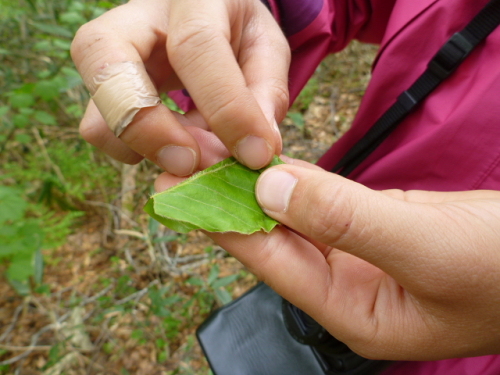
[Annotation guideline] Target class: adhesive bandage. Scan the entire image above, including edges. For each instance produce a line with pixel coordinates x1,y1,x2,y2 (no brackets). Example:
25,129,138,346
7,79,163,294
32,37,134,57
91,61,161,137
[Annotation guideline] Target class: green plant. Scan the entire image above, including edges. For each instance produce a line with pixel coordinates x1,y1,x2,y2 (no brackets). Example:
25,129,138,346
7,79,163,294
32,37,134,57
186,264,240,308
287,111,305,131
145,156,284,234
0,0,124,297
0,186,81,295
293,77,319,112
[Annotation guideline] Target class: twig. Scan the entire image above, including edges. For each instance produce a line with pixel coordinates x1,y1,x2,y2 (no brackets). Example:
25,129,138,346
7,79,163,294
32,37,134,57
55,286,75,307
0,344,52,351
116,227,156,263
164,259,212,275
85,317,113,375
27,295,49,316
0,304,23,343
175,254,210,264
330,87,340,138
0,324,55,366
144,225,157,263
114,229,146,240
32,127,67,185
81,285,113,305
0,125,16,154
124,247,141,272
83,200,139,227
114,280,159,305
159,241,173,267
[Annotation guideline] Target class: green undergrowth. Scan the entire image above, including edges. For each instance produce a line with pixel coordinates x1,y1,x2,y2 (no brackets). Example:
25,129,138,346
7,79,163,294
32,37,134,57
0,0,122,291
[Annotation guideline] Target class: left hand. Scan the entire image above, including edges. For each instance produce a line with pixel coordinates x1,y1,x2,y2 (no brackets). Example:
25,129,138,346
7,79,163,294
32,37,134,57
155,150,500,361
71,0,289,174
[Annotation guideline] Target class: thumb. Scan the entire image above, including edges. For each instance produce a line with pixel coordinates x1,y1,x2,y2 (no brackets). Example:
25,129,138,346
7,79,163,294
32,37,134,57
255,164,445,282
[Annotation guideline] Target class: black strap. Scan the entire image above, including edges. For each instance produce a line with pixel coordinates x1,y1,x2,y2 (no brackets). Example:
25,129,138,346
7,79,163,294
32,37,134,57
332,0,500,177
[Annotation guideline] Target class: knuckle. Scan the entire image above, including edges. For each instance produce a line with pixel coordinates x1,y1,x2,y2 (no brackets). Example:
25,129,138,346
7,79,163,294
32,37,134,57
246,229,293,284
203,88,242,126
349,338,390,360
167,19,222,63
270,32,291,64
71,25,112,82
79,117,106,147
167,21,227,85
304,182,355,246
270,78,290,121
70,22,92,61
79,118,97,143
71,20,103,59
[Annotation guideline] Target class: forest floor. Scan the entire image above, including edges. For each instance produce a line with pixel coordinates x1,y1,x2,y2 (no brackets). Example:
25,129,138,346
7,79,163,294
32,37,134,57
0,42,377,375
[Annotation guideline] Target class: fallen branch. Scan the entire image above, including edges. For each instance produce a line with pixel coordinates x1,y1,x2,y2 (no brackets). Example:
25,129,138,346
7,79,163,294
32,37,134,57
115,280,159,305
0,324,55,366
0,304,23,343
0,344,52,352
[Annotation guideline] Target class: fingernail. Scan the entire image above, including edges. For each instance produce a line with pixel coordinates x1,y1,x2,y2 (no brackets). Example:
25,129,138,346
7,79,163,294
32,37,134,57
256,169,298,213
235,135,273,170
156,146,196,176
273,119,283,150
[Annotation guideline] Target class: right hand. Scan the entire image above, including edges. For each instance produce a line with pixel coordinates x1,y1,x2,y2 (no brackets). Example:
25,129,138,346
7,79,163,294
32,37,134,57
156,155,500,360
71,0,290,175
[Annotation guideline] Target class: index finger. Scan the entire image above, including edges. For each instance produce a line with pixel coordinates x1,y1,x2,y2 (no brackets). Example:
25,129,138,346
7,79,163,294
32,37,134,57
167,0,287,169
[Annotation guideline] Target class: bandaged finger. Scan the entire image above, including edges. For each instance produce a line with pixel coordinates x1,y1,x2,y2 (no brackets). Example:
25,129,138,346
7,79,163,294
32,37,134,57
90,61,161,137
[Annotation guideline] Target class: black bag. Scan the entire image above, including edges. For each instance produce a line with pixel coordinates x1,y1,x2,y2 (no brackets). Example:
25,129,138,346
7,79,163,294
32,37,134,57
197,283,389,375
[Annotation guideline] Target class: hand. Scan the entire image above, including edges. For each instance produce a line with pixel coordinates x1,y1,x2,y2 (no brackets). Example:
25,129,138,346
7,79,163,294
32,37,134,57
156,157,500,360
71,0,290,175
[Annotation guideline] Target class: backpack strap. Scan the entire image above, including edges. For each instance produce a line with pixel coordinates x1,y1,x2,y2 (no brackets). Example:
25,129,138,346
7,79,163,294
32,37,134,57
332,0,500,177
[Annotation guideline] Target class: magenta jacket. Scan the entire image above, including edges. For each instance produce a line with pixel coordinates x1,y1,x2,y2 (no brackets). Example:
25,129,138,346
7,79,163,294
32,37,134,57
173,0,500,373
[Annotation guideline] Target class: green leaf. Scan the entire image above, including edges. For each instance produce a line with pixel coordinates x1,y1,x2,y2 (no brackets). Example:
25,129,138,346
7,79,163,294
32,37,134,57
53,38,72,51
152,234,179,243
148,216,159,236
211,274,239,289
0,221,42,258
34,80,61,101
144,156,284,234
19,108,34,116
6,254,33,282
287,112,305,130
0,106,9,117
12,114,30,128
0,186,27,223
33,248,44,285
62,67,83,89
186,277,204,286
33,40,52,52
31,22,73,38
9,93,35,109
65,104,84,118
214,288,232,305
9,279,30,296
97,1,116,9
15,133,32,144
34,111,57,125
207,264,220,286
59,11,87,26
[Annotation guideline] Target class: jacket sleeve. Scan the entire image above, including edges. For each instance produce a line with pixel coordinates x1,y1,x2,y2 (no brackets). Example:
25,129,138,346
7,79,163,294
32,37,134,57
264,0,397,103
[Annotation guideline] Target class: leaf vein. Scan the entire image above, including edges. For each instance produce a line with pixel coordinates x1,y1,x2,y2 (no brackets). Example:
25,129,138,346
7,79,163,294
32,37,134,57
165,192,255,227
187,183,260,213
211,175,254,193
